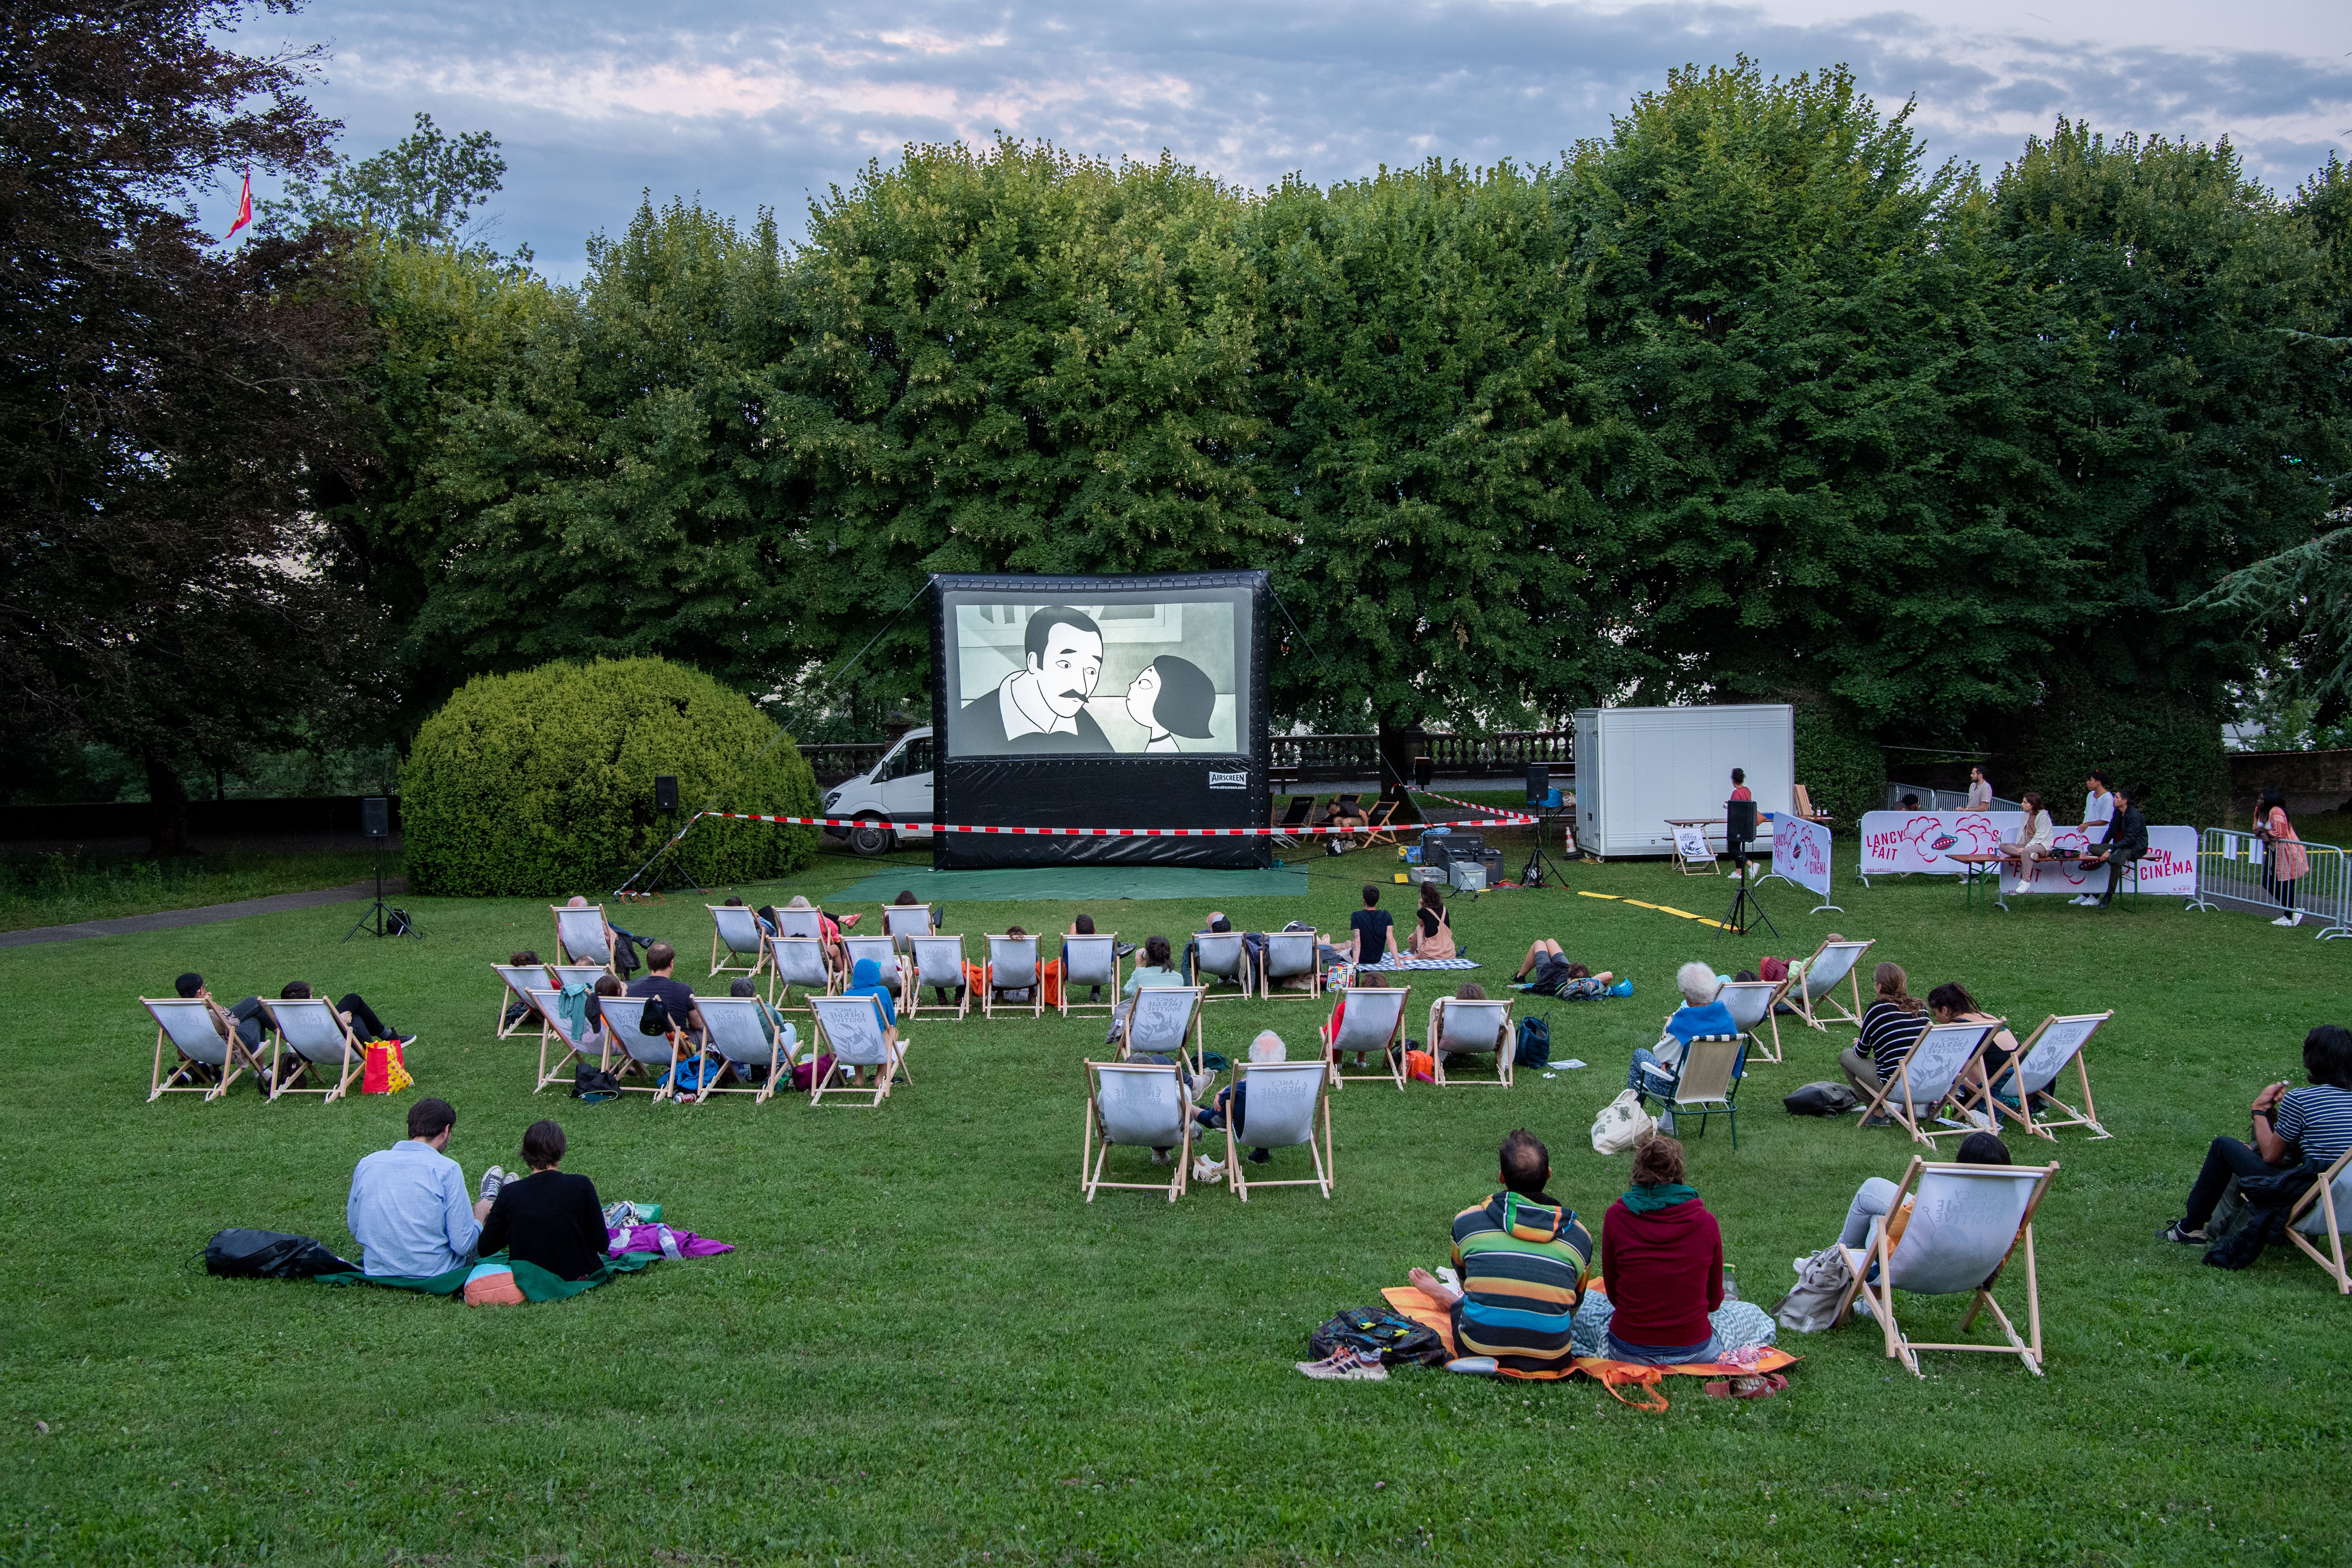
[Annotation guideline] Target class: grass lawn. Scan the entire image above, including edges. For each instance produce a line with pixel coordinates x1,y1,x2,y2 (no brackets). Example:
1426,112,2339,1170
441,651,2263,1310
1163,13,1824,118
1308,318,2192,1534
0,847,401,934
4,836,2348,1566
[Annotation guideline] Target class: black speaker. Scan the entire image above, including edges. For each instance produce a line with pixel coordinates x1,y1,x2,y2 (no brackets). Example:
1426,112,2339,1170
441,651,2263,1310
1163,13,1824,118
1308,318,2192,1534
360,797,390,839
1414,756,1433,788
654,775,679,812
1725,798,1758,849
1526,763,1549,801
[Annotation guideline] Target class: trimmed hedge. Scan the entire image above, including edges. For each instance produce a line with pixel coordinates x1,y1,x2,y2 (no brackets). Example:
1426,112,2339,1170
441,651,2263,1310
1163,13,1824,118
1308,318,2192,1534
2021,687,2228,827
1792,696,1886,829
401,657,819,897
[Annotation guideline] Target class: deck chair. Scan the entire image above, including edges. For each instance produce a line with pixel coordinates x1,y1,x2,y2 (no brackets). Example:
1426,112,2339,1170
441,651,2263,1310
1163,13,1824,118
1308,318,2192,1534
1270,794,1314,848
843,934,905,996
1362,798,1403,849
1226,1059,1335,1201
1059,933,1122,1017
764,936,836,1011
493,963,556,1039
547,962,607,996
2286,1146,2352,1296
1859,1021,1999,1147
527,986,605,1093
1121,984,1207,1079
551,904,618,973
593,994,701,1104
1259,930,1322,1001
1791,937,1875,1030
1081,1061,1192,1202
707,905,770,979
808,994,907,1107
1715,978,1785,1066
259,997,367,1103
984,934,1043,1018
881,904,937,948
908,934,971,1020
143,997,263,1102
1646,1034,1749,1146
1428,996,1516,1088
1990,1013,2114,1141
1324,983,1411,1089
771,906,826,941
699,995,800,1104
1834,1156,2061,1377
1190,930,1255,1002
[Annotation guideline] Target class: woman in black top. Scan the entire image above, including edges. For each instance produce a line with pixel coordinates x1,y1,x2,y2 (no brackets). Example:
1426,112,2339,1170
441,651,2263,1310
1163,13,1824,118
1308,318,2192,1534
478,1121,607,1280
1405,882,1455,958
1349,885,1394,966
1838,962,1930,1124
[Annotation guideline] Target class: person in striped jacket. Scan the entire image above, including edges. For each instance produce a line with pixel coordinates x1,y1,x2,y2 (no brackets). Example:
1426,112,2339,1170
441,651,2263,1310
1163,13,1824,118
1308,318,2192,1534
1409,1130,1595,1377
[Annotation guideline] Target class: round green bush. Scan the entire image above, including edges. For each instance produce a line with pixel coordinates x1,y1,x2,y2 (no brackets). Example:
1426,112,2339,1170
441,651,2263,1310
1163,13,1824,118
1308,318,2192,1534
401,657,820,897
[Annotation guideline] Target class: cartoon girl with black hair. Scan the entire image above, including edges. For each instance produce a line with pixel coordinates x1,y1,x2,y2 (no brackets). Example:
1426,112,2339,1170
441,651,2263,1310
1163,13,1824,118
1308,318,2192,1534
1123,655,1218,753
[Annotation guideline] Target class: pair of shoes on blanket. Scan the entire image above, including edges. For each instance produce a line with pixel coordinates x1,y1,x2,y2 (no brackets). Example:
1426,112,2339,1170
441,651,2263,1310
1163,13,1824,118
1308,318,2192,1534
1297,1345,1388,1381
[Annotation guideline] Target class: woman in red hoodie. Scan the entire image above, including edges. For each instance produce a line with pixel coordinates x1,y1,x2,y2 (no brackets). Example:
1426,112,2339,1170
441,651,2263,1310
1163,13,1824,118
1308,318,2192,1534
1587,1137,1775,1363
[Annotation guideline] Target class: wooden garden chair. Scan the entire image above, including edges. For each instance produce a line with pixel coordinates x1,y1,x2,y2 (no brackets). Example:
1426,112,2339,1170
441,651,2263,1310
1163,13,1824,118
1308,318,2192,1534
143,996,264,1102
1323,983,1410,1090
1790,937,1875,1030
1427,996,1516,1088
1119,984,1208,1080
843,934,905,1000
1224,1059,1335,1202
2286,1147,2352,1296
551,903,620,975
1058,933,1121,1017
1258,929,1323,1001
527,986,606,1094
591,994,702,1104
808,994,908,1108
1834,1156,2061,1377
493,962,556,1039
1189,929,1255,1002
881,903,938,945
1081,1061,1192,1202
707,905,770,979
764,935,835,1011
258,997,367,1104
1362,798,1403,849
1990,1013,2115,1141
984,934,1043,1019
908,934,971,1021
699,994,801,1105
1857,1020,1999,1147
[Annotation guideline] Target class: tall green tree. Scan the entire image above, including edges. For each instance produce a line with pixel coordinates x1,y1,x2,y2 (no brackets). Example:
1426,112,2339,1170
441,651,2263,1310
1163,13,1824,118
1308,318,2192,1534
261,110,528,262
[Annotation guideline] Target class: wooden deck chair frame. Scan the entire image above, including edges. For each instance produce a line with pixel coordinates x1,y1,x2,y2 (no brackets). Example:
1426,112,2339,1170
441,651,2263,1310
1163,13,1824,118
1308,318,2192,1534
1651,1034,1748,1147
1057,933,1121,1017
1188,930,1256,1004
1792,937,1875,1031
1257,930,1323,1003
808,994,908,1108
1119,985,1208,1079
1226,1059,1335,1201
144,997,265,1102
1671,824,1721,876
2285,1146,2352,1296
551,904,620,975
526,987,606,1093
1323,983,1411,1090
1081,1061,1192,1202
763,935,837,1012
258,997,367,1103
1833,1156,2059,1377
1270,794,1314,848
707,905,770,979
1427,996,1516,1089
592,994,700,1104
1714,978,1785,1066
983,934,1044,1019
699,994,800,1105
1990,1013,2114,1141
492,963,557,1039
907,934,972,1021
842,934,906,1002
1856,1021,2000,1147
881,904,937,949
1362,798,1403,850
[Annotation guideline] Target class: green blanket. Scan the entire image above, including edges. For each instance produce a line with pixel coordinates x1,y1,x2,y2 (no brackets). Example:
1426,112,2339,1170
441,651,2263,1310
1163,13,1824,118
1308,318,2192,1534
316,1249,657,1301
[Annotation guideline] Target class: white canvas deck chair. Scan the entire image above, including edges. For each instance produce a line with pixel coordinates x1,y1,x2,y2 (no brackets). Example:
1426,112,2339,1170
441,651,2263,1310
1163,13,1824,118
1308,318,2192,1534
547,962,607,996
493,963,555,1039
1058,933,1121,1017
1121,984,1208,1078
771,906,825,941
699,995,800,1104
1226,1059,1334,1201
1835,1156,2060,1377
1427,996,1516,1088
1791,937,1874,1029
707,905,770,979
1715,978,1785,1065
843,934,906,997
1190,930,1255,1002
908,934,971,1020
808,994,908,1107
552,903,619,974
592,994,702,1104
1991,1013,2114,1141
1081,1060,1192,1202
1652,1034,1749,1147
1859,1021,1999,1147
2286,1146,2352,1296
764,936,835,1011
1258,930,1322,1002
143,997,263,1102
260,997,367,1103
881,903,936,948
1324,983,1411,1090
527,986,605,1093
984,934,1043,1018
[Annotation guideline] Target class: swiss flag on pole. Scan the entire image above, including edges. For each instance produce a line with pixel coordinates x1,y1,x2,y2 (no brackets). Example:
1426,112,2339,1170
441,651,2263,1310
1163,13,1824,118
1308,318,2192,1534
224,167,252,240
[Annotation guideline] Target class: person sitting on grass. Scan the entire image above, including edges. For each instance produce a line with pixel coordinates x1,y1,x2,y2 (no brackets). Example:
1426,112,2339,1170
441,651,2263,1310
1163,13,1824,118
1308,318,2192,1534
2161,1025,2352,1245
1195,1030,1292,1165
1816,1130,2014,1266
1405,882,1456,959
1406,1129,1594,1378
1350,884,1395,969
347,1098,494,1279
1510,939,1616,999
280,981,409,1047
1323,969,1392,1071
476,1119,607,1282
1626,962,1735,1096
1579,1136,1775,1364
1839,962,1931,1125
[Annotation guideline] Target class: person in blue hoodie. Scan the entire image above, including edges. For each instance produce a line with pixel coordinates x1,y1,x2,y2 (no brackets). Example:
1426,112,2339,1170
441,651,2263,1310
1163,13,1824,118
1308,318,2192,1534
839,957,897,1089
1627,962,1737,1096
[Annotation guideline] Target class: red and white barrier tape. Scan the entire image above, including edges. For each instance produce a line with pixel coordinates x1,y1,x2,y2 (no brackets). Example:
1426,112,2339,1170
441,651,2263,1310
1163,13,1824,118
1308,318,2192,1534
696,798,1537,838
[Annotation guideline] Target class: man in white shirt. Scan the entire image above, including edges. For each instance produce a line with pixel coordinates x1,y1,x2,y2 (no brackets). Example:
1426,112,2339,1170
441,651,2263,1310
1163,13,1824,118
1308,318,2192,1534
346,1098,498,1277
2082,771,2115,830
957,606,1112,754
1965,766,1993,810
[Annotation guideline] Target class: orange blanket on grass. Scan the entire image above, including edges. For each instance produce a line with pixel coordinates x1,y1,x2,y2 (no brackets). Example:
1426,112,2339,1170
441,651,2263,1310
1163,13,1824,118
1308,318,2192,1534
1381,1284,1799,1397
964,961,1062,1009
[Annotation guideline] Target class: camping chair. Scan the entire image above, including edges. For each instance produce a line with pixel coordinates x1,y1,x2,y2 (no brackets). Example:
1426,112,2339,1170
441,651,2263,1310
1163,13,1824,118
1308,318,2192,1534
699,994,800,1104
1858,1021,1999,1147
1990,1013,2114,1141
1059,934,1122,1017
1081,1060,1192,1202
1259,930,1322,1001
143,996,264,1102
1834,1156,2061,1377
551,904,618,974
808,994,908,1107
1270,794,1314,848
2286,1146,2352,1296
908,934,971,1020
493,963,557,1039
1362,798,1403,850
1715,978,1785,1066
1189,930,1255,1002
764,936,836,1011
882,903,937,948
843,934,905,997
1323,983,1411,1090
592,994,703,1104
258,997,367,1104
1643,1034,1749,1146
984,934,1043,1019
707,905,770,979
1427,996,1516,1088
527,986,606,1093
1222,1059,1335,1200
1121,984,1207,1079
1791,937,1875,1030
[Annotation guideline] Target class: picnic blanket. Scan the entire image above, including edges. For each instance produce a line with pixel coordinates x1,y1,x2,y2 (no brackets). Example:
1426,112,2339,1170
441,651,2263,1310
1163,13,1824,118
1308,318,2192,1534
1357,958,1481,972
317,1248,656,1301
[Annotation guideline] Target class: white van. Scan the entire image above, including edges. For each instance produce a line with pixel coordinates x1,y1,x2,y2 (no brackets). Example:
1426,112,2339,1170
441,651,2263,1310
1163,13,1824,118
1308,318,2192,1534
819,728,935,856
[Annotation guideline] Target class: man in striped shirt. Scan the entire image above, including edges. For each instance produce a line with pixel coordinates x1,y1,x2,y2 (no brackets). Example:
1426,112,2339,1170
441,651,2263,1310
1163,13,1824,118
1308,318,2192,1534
1409,1130,1594,1377
2164,1024,2352,1243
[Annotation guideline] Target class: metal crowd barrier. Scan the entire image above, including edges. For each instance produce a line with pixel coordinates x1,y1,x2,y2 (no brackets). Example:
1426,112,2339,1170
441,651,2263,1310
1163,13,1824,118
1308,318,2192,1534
2186,828,2352,939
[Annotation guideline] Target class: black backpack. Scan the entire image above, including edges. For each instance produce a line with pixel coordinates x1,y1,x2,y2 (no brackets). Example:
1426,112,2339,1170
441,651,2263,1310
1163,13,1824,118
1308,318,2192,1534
1783,1080,1860,1116
574,1063,621,1100
1514,1015,1552,1069
203,1228,355,1279
1308,1306,1449,1367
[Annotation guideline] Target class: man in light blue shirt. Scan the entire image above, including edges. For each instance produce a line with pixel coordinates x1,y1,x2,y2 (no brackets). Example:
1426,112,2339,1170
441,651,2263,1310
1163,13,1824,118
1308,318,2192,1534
347,1098,497,1278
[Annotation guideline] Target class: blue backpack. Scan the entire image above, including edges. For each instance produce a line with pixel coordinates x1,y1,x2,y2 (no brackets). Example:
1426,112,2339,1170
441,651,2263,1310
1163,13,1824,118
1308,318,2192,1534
1514,1014,1552,1068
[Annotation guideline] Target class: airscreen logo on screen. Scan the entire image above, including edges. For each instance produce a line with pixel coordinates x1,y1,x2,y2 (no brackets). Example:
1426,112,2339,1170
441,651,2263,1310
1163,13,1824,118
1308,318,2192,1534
1208,771,1247,789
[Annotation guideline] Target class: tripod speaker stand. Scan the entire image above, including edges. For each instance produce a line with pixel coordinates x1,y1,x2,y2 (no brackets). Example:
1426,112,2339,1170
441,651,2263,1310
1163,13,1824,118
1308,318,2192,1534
342,796,419,942
1519,777,1576,891
1717,799,1779,938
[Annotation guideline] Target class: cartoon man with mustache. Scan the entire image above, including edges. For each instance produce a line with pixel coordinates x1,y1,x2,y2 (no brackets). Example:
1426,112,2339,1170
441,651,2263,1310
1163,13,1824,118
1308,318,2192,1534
959,605,1112,754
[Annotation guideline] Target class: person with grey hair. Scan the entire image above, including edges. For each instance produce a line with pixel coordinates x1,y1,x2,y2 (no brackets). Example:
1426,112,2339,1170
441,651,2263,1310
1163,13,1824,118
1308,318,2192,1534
1195,1030,1289,1165
1626,962,1735,1096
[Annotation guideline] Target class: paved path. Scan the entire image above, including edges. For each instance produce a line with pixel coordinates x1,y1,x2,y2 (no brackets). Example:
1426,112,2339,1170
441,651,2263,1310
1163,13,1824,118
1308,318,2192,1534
0,879,407,948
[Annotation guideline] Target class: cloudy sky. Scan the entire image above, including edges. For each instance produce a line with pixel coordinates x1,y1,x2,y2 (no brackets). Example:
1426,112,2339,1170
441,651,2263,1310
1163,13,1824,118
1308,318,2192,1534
217,0,2352,279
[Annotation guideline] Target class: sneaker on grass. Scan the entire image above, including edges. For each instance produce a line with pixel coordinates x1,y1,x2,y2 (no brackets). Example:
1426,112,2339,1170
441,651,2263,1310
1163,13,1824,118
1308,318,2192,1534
1296,1347,1389,1381
2160,1220,2206,1244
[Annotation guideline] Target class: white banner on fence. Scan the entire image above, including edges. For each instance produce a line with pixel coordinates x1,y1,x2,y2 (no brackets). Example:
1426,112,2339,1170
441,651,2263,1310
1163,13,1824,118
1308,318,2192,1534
2000,825,2199,897
1857,810,2197,893
1768,812,1833,899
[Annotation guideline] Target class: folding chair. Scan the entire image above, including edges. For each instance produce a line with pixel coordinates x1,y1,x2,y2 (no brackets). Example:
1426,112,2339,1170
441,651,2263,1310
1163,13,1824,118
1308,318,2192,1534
259,997,367,1104
1258,930,1322,1001
1990,1013,2114,1140
1645,1034,1748,1146
881,904,937,948
2286,1147,2352,1296
143,997,263,1102
808,994,908,1107
908,934,971,1021
1323,983,1410,1090
551,904,618,974
1791,937,1875,1030
984,934,1043,1018
1362,798,1402,850
1857,1021,1999,1147
1834,1156,2061,1377
843,934,906,997
1120,985,1207,1079
1225,1059,1335,1201
1714,978,1784,1066
707,905,770,979
1081,1060,1192,1202
1189,930,1255,1002
527,986,605,1093
592,994,701,1104
764,936,836,1011
1059,934,1122,1017
493,963,556,1039
547,963,607,997
1270,794,1314,848
771,906,826,941
1427,996,1516,1088
699,995,801,1105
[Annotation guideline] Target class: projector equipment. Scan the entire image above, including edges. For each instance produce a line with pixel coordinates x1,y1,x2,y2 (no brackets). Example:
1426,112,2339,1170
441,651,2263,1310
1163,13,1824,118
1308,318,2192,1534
1422,832,1484,874
344,797,418,943
655,775,680,812
1481,848,1505,885
1718,798,1778,939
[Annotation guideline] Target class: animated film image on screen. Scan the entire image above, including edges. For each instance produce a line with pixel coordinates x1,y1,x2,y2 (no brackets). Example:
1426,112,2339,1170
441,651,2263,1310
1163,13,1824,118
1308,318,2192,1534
949,599,1242,758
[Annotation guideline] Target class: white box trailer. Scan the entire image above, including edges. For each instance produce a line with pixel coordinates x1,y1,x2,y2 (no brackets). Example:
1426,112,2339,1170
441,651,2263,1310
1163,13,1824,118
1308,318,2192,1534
1571,704,1795,860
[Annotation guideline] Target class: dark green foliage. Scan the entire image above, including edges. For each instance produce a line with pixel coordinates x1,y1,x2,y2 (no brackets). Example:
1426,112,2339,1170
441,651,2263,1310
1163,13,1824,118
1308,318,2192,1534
259,111,527,263
1791,695,1888,827
2021,687,2229,825
400,657,817,896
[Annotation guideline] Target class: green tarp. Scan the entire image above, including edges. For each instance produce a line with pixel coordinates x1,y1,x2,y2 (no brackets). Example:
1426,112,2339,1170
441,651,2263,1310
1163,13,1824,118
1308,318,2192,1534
831,864,1310,904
